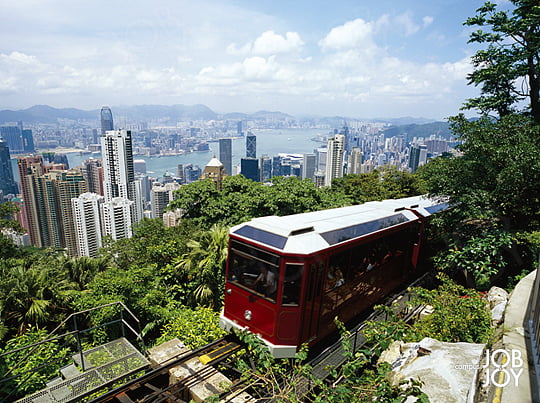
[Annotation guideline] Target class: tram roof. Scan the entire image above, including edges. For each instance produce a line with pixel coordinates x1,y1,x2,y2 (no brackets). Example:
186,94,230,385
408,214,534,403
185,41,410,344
230,195,448,255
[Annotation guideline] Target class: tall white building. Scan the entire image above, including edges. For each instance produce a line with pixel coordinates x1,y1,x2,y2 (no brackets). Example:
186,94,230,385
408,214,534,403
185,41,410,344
72,192,104,258
151,182,181,219
348,147,363,175
101,129,143,232
101,197,134,240
324,134,345,186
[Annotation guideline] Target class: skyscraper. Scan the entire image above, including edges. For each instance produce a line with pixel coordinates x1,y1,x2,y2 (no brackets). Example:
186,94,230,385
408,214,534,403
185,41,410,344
259,155,272,182
151,182,180,218
57,170,88,256
101,197,133,240
19,167,87,250
1,126,23,153
325,134,345,186
241,157,259,182
17,156,45,245
100,106,114,135
22,129,35,153
72,192,104,258
246,133,256,158
409,144,428,172
348,147,363,175
302,153,316,181
82,159,104,195
219,138,233,176
0,139,18,196
101,129,143,224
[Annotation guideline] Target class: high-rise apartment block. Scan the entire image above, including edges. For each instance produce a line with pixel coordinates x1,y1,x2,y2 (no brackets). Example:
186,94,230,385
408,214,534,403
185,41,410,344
101,197,133,240
17,155,45,246
151,182,180,219
72,193,104,258
17,163,87,252
82,159,104,195
324,134,345,186
101,129,143,224
348,147,363,175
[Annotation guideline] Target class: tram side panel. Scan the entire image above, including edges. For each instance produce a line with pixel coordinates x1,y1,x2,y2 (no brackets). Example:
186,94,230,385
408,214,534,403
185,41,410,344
298,221,424,346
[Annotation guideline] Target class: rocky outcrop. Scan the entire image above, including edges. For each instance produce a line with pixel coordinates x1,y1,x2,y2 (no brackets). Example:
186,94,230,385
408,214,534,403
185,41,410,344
379,337,485,403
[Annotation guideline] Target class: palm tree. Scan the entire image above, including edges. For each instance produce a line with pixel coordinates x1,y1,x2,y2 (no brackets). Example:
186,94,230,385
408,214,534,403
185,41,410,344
0,260,76,335
174,224,229,308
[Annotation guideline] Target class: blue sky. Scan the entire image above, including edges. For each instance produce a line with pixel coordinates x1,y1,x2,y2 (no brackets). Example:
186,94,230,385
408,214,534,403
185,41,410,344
0,0,512,119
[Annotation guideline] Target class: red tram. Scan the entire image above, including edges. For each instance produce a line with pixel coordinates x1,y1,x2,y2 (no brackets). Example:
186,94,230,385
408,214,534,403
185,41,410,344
219,195,447,358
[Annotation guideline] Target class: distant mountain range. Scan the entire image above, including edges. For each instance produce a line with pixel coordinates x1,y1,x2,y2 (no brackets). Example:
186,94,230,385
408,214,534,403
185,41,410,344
0,104,442,128
382,121,452,140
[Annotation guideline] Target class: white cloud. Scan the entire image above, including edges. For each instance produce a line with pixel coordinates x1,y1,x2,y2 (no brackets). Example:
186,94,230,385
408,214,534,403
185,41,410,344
394,12,420,36
0,1,476,117
252,31,304,55
318,19,375,51
423,16,434,28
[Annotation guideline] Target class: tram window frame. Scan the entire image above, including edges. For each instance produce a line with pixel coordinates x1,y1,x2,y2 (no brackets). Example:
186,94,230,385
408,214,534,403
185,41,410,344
228,241,280,303
327,249,350,290
282,263,303,306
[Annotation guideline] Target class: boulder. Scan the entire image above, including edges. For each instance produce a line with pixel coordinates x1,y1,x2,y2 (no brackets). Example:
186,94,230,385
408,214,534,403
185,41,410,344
381,337,485,403
486,286,509,325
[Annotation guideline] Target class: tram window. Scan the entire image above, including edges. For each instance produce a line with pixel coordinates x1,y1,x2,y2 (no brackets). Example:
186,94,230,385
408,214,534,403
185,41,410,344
283,264,303,306
228,247,280,302
327,250,350,290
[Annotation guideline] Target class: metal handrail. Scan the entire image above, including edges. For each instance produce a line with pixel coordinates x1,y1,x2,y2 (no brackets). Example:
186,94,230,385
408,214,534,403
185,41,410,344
0,301,143,397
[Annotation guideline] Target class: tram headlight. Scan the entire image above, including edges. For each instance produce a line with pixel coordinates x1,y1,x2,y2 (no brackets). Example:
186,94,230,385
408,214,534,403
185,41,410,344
244,310,252,321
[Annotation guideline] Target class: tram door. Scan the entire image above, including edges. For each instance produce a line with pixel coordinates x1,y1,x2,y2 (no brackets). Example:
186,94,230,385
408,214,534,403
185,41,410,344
301,261,325,343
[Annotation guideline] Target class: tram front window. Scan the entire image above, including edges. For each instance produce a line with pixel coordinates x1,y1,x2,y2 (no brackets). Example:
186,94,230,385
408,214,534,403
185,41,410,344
228,241,280,302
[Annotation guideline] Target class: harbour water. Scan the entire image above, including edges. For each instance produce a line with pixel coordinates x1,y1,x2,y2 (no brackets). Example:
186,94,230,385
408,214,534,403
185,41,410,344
11,128,328,182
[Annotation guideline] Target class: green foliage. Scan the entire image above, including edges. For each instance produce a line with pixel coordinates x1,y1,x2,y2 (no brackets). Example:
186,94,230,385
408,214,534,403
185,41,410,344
420,114,540,231
331,166,424,205
434,228,513,290
0,256,76,337
173,224,228,308
0,201,22,233
156,306,225,349
361,305,423,356
0,327,72,400
168,175,350,229
235,323,429,403
411,275,493,343
100,218,194,270
363,275,492,351
71,265,176,345
463,0,540,122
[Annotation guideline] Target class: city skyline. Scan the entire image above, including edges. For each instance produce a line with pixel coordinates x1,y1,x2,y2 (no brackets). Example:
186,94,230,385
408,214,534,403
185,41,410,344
0,1,510,119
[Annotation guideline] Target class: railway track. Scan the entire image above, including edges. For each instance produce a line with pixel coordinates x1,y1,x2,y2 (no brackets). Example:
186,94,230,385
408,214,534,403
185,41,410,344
89,272,433,403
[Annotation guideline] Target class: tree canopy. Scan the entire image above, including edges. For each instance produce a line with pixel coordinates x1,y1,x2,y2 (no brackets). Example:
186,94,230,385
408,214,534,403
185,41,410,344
464,0,540,121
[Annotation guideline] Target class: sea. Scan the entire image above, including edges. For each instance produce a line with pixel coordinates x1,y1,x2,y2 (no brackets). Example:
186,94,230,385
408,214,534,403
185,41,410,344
11,128,328,182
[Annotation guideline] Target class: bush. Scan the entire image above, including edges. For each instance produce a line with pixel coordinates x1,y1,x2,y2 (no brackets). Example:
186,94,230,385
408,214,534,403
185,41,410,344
156,306,225,349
